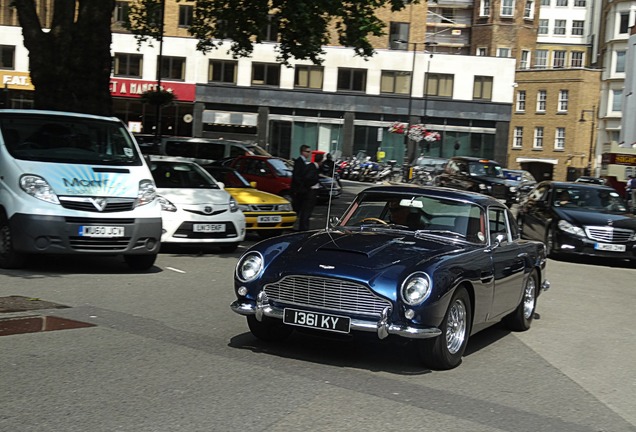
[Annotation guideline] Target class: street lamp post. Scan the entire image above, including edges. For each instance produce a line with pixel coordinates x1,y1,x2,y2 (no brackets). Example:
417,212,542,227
154,0,166,146
579,105,596,176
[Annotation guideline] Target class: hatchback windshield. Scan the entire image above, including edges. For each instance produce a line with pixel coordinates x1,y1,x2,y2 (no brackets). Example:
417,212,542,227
468,161,504,178
553,187,627,212
269,158,292,177
151,161,220,189
339,193,486,243
1,114,142,165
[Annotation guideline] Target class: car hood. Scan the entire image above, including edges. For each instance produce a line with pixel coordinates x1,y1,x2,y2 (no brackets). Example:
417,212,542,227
472,176,514,186
272,229,468,272
556,208,636,228
224,187,289,205
156,188,230,205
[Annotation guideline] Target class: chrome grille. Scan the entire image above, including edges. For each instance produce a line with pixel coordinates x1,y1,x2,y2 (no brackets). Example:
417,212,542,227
585,226,634,243
264,275,391,317
59,196,136,213
250,204,277,211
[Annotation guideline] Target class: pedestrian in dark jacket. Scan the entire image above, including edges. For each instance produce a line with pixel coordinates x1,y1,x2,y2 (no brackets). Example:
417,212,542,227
298,152,323,231
291,145,311,213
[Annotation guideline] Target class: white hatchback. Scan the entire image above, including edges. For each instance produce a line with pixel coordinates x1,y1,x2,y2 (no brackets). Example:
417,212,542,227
149,156,246,252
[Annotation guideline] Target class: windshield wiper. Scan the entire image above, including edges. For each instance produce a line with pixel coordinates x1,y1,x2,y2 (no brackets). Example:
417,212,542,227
415,229,466,239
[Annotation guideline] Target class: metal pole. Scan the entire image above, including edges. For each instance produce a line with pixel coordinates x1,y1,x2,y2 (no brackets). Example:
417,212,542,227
586,105,596,176
154,0,166,145
403,42,417,181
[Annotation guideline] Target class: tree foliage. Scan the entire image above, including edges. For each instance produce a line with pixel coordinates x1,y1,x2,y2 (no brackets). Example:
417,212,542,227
126,0,414,65
12,0,116,115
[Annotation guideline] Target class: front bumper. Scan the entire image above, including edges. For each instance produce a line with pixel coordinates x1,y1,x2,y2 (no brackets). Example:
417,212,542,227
554,232,636,260
230,292,442,340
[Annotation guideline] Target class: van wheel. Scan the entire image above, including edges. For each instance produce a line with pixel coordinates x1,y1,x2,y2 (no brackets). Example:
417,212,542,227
124,254,157,271
0,215,26,269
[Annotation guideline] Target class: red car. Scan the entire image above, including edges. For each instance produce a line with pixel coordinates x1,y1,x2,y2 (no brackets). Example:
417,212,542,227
228,155,341,202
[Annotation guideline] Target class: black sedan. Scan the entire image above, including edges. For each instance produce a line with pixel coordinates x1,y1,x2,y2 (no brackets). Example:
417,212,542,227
230,186,549,370
517,181,636,261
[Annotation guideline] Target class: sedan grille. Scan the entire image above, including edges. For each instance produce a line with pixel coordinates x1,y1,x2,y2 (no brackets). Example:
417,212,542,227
264,275,391,318
59,196,136,213
585,226,634,243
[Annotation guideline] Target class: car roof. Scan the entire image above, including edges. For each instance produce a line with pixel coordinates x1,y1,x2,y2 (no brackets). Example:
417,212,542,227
149,155,200,164
0,109,121,123
358,185,506,207
538,180,615,191
450,156,500,164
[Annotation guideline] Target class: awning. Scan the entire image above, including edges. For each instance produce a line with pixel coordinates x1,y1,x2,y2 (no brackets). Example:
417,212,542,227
515,157,559,165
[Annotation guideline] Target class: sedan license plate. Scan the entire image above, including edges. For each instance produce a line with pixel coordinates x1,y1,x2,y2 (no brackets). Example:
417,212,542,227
283,308,351,334
79,225,125,238
257,215,282,223
594,243,626,252
193,224,225,233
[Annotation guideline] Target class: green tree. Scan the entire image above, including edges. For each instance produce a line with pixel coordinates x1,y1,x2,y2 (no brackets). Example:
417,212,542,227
12,0,412,115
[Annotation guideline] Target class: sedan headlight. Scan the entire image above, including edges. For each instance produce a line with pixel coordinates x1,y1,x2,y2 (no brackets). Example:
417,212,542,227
156,195,177,212
478,183,488,191
557,220,585,237
509,186,518,193
278,203,292,212
136,179,157,207
238,204,250,212
236,252,264,282
229,197,239,213
19,175,60,204
401,272,432,306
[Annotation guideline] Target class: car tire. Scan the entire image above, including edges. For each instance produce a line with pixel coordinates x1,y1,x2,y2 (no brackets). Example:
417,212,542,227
0,214,26,269
247,315,293,342
503,270,537,332
124,254,157,271
418,286,471,370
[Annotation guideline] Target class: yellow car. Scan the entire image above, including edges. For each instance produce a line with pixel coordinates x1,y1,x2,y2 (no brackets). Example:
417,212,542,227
203,165,296,238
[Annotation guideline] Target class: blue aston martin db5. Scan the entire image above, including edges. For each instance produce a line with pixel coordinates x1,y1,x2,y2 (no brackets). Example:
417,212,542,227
231,186,550,369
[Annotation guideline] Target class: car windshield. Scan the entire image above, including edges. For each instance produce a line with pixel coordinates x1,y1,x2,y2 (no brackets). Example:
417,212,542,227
553,187,628,212
270,158,292,177
338,193,486,243
151,161,220,189
468,161,504,178
1,114,142,166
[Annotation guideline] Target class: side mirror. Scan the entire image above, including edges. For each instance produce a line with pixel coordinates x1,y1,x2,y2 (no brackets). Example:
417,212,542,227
250,181,257,188
216,181,225,189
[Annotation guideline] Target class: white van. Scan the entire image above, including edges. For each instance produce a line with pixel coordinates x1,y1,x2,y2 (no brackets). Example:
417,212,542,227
0,110,162,270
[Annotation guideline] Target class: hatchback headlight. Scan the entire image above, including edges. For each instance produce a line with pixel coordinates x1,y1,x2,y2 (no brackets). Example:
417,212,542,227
236,252,264,282
20,174,60,204
557,220,585,237
156,195,177,212
136,179,157,207
401,272,432,306
278,203,292,212
229,197,239,212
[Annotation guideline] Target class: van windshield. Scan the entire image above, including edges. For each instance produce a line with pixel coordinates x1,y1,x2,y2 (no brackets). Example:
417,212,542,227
0,114,143,166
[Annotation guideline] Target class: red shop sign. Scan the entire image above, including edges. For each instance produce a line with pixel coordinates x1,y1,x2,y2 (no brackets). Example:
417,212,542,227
109,78,195,102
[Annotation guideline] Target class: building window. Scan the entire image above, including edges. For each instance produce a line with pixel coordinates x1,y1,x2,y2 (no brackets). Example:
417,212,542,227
480,0,491,16
571,51,584,67
534,127,544,149
554,128,565,150
554,20,566,35
537,90,547,112
501,0,514,16
337,68,367,92
252,62,281,86
380,70,410,94
113,53,142,77
534,50,548,68
295,65,324,89
538,19,549,35
473,76,493,100
556,0,568,5
113,1,129,24
513,127,523,148
553,51,566,68
558,90,568,112
0,45,15,70
572,20,584,36
260,15,279,42
616,50,626,73
497,47,511,58
160,56,185,80
619,12,630,34
541,0,550,4
516,90,526,112
612,89,623,112
520,50,530,69
389,22,410,50
208,60,237,84
425,73,454,98
178,5,193,27
574,0,585,6
476,47,488,56
524,0,534,18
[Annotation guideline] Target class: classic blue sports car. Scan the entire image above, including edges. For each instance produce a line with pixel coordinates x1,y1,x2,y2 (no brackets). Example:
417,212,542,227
231,186,550,369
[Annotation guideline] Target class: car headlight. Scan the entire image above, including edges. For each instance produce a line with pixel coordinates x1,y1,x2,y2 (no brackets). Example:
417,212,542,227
136,179,157,207
156,195,177,212
278,203,292,212
229,197,239,213
400,272,432,306
557,220,585,237
478,183,488,190
236,252,264,282
19,174,60,204
238,204,250,212
509,186,518,193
